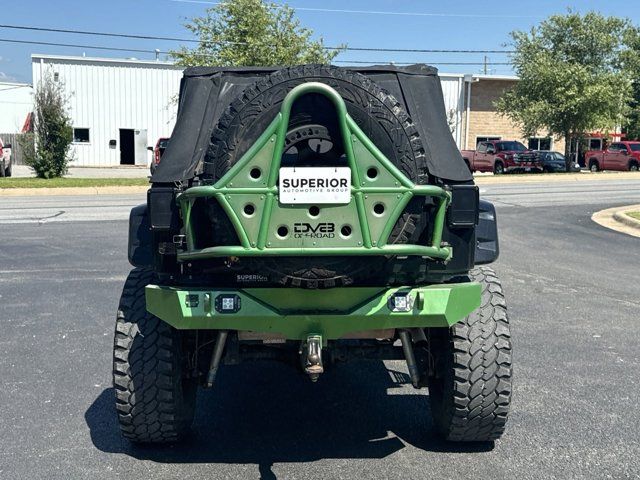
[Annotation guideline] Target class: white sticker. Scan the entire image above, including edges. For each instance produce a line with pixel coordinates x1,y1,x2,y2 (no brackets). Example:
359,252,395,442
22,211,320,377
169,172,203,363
279,167,351,204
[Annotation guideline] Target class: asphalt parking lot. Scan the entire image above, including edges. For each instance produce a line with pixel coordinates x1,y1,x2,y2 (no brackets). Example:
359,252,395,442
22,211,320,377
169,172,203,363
0,180,639,479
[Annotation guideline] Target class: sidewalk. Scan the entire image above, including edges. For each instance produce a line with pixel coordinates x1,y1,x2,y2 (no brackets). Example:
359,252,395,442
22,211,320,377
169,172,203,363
473,170,640,184
11,165,150,179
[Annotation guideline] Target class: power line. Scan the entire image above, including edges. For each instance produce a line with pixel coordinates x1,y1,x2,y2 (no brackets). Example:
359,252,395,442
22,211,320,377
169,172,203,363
170,0,535,18
0,24,514,54
0,37,168,55
0,24,202,45
0,37,512,67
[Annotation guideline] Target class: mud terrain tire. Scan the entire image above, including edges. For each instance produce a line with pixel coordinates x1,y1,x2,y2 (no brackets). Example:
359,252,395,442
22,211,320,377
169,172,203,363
113,268,196,443
427,266,512,442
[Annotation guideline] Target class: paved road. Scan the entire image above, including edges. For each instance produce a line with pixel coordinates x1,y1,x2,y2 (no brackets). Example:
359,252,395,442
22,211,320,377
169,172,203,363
1,180,639,479
1,179,640,224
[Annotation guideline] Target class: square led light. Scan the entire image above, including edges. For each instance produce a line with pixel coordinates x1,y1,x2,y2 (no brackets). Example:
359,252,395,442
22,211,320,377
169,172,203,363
388,293,413,312
394,296,408,311
221,297,235,311
215,294,241,313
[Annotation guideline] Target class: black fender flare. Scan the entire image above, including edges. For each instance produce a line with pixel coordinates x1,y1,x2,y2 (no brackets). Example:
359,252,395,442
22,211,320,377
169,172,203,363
128,204,153,267
475,200,499,265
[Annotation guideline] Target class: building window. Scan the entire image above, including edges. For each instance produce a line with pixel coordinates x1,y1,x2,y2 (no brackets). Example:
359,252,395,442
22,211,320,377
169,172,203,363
588,138,603,150
73,128,90,143
528,137,552,150
476,136,501,146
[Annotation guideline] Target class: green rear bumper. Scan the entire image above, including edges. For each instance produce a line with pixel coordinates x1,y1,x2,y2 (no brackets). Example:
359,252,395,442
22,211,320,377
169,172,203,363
145,282,481,340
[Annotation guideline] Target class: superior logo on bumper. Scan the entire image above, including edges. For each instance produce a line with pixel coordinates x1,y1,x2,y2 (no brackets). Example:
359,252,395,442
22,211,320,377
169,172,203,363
279,167,351,204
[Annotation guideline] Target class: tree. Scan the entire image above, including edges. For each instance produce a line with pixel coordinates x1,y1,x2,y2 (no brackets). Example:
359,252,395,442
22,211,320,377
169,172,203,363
496,11,633,169
621,27,640,140
170,0,342,66
20,70,73,178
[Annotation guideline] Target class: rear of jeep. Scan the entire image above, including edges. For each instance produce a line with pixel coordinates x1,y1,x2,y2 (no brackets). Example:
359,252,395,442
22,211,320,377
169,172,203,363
115,65,511,444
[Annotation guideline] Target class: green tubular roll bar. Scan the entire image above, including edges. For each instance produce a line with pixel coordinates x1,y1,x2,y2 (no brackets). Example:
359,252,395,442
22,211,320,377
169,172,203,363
176,82,452,261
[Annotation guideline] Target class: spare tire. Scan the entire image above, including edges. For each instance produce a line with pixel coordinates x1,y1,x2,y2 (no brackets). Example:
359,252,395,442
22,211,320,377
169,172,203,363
202,65,429,288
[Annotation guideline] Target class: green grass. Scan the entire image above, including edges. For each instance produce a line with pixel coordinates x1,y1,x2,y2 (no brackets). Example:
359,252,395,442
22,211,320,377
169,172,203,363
0,177,149,188
627,211,640,221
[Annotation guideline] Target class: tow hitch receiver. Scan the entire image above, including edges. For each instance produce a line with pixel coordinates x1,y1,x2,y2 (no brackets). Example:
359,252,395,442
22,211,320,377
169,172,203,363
302,334,324,382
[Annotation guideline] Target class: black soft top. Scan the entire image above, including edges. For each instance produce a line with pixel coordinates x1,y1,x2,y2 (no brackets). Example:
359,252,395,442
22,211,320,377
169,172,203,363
152,64,472,183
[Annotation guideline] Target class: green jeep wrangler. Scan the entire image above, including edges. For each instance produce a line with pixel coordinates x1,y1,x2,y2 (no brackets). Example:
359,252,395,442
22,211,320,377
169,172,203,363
116,64,511,444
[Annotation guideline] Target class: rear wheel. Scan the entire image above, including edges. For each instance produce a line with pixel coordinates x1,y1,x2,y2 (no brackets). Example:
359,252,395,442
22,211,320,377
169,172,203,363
427,267,512,442
4,164,11,177
589,159,599,172
113,268,196,443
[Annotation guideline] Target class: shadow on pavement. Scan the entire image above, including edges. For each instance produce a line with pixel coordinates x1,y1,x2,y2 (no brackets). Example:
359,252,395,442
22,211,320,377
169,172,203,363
86,361,492,478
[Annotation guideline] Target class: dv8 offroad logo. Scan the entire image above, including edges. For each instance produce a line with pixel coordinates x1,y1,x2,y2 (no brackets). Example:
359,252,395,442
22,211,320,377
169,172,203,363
293,222,336,239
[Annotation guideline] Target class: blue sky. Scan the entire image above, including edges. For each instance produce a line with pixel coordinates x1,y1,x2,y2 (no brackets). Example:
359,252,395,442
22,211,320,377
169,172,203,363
0,0,636,83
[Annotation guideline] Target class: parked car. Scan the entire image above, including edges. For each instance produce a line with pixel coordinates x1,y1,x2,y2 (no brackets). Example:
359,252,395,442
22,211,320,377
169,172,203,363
535,151,581,173
148,137,170,174
0,137,12,177
584,141,640,172
461,140,540,174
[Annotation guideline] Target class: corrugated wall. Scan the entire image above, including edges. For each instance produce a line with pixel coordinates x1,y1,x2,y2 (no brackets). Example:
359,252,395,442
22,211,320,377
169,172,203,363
438,75,465,148
29,57,467,166
0,83,33,133
32,56,183,167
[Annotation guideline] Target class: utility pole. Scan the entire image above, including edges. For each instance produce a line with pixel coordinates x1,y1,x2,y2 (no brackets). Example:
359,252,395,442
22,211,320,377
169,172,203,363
483,55,488,75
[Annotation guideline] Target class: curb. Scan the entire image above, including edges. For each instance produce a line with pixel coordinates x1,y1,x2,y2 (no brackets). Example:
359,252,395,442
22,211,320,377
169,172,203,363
613,210,640,231
0,185,149,196
592,204,640,238
473,171,640,185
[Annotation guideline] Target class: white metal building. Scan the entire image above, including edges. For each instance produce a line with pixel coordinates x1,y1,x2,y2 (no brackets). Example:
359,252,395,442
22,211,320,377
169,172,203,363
0,82,33,133
30,54,470,167
32,54,183,167
438,74,466,148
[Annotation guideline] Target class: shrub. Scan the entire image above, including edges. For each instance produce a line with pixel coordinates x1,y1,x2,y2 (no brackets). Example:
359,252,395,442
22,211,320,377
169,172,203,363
22,70,73,178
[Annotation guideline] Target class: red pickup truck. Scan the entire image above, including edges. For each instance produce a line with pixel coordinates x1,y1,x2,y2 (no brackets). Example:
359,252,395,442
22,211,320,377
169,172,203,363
584,141,640,172
461,140,540,174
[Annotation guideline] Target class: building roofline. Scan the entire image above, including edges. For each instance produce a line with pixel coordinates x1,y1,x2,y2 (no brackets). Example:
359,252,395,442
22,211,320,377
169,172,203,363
27,56,518,80
31,53,183,69
0,81,32,88
472,74,519,81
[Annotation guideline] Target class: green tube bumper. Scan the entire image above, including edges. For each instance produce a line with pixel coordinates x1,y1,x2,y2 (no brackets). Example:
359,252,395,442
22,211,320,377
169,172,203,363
145,282,481,340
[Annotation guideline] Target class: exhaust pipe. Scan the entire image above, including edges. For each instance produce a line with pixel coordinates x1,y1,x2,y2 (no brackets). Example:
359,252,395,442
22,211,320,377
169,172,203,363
204,330,228,388
399,329,421,388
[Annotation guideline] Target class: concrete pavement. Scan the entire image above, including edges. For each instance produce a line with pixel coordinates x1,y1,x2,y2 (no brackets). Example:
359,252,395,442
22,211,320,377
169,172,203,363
1,179,639,478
